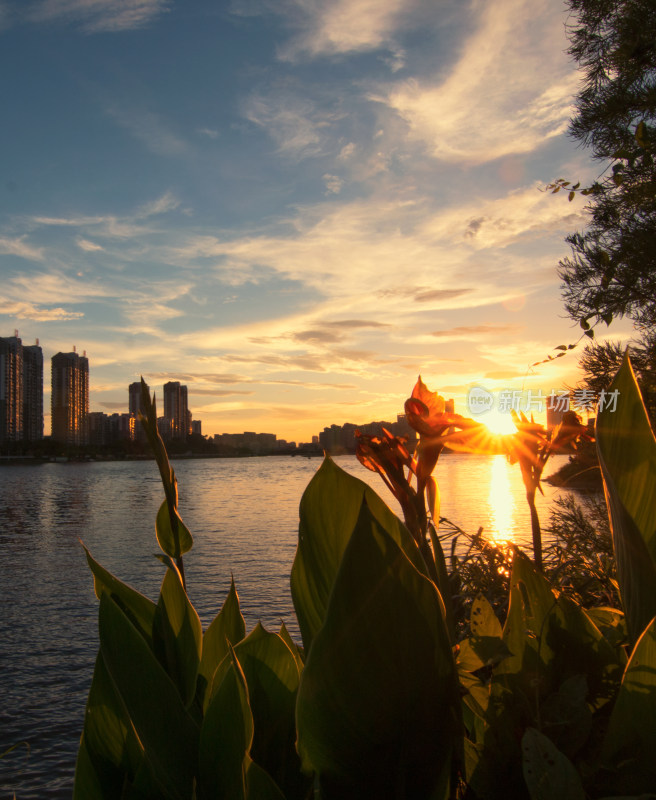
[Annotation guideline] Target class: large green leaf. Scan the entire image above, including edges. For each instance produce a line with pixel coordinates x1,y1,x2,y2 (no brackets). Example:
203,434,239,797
74,735,106,800
199,658,251,800
98,593,199,800
156,500,193,560
198,651,285,800
74,653,145,799
83,544,156,645
600,616,656,794
198,577,246,710
296,499,458,800
152,568,202,707
231,624,310,800
521,728,585,800
291,456,431,653
596,353,656,643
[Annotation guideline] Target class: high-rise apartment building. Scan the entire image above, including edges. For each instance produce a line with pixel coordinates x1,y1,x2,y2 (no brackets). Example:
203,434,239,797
0,333,23,444
51,349,89,445
129,380,148,441
0,332,43,446
163,381,188,440
23,342,43,442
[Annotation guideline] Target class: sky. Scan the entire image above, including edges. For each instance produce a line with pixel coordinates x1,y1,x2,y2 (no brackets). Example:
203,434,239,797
0,0,632,443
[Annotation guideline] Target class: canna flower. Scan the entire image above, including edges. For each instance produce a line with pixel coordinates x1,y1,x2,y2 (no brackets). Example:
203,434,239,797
404,376,492,487
355,428,421,536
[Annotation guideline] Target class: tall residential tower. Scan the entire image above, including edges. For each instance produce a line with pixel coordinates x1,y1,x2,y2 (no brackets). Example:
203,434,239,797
51,349,89,445
0,332,43,446
163,381,188,440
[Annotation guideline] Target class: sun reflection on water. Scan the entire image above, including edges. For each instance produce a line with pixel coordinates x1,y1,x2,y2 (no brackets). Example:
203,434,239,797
488,455,517,546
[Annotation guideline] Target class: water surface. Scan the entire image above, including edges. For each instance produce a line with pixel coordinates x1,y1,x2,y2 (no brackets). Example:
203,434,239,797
0,453,567,797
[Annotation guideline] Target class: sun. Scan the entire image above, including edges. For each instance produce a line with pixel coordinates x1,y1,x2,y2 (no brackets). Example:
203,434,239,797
480,409,517,435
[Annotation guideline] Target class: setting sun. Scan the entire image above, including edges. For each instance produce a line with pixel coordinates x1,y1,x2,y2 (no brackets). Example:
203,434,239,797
480,410,518,436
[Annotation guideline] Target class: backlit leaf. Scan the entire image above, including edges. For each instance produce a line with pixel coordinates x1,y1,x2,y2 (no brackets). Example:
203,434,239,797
198,577,245,710
596,353,656,644
296,499,458,799
291,456,429,653
156,500,193,560
152,568,202,707
600,617,656,794
83,544,155,646
99,593,199,800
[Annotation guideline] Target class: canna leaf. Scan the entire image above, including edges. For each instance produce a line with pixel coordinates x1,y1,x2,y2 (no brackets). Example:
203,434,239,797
521,728,585,800
291,456,430,654
230,624,309,800
596,353,656,644
199,650,286,800
199,655,252,800
74,653,146,799
152,568,202,708
83,544,156,646
600,617,656,794
296,499,458,800
98,593,199,800
198,577,246,710
156,500,193,560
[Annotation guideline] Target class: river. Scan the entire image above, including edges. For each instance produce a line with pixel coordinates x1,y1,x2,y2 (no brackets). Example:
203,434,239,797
0,453,569,798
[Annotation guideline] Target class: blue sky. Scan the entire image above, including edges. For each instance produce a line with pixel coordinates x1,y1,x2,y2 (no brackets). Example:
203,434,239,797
0,0,630,441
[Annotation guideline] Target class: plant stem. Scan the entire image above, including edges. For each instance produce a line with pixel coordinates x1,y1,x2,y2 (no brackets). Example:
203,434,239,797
527,490,543,571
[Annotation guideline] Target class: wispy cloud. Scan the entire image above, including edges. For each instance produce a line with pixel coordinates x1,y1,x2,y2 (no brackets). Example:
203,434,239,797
431,324,524,339
380,0,577,164
277,0,414,61
0,236,44,261
0,300,84,321
243,91,342,158
197,127,219,139
26,0,170,33
76,238,104,252
136,191,181,218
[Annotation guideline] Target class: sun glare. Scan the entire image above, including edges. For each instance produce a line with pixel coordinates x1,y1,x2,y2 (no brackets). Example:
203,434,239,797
481,410,517,435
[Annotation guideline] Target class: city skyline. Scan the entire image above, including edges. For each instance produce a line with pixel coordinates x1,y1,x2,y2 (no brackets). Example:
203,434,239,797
0,1,635,441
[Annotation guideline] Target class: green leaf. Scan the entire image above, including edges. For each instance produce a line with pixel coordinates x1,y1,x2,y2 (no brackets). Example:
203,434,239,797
586,607,628,651
521,728,585,800
153,568,202,707
156,499,193,560
98,593,199,800
199,655,251,800
291,456,429,653
278,622,304,671
232,624,309,800
596,353,656,644
75,654,145,799
470,594,502,639
600,617,656,794
83,544,156,646
199,650,284,800
74,735,106,800
296,499,458,800
198,577,246,711
475,551,622,798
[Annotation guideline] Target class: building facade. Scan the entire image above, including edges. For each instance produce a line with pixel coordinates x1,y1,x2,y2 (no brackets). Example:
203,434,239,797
0,334,23,444
163,381,188,440
129,380,149,442
0,332,43,446
51,350,89,445
23,343,44,442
